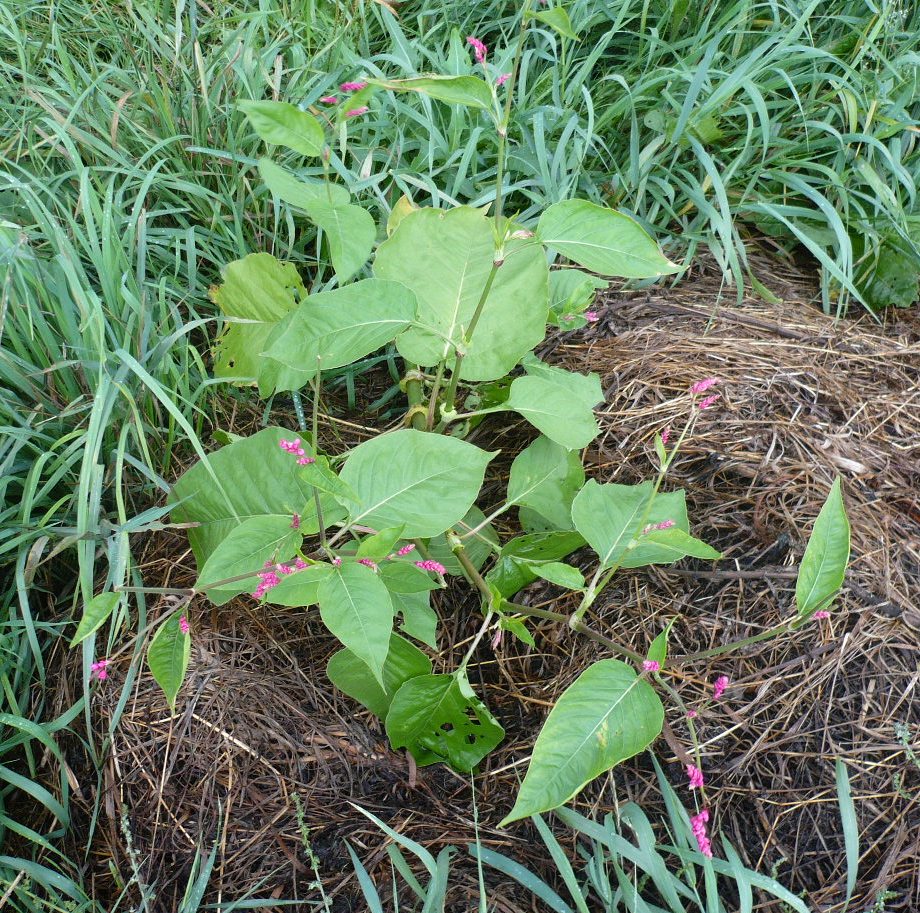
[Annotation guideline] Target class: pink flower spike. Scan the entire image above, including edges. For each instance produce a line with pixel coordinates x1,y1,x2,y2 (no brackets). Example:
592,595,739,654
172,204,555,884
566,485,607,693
340,81,368,91
584,310,599,322
179,616,190,635
661,426,671,446
332,557,342,567
496,72,511,86
491,627,503,650
686,709,698,720
345,106,369,118
294,557,308,570
396,543,416,556
319,95,338,104
291,513,301,529
687,764,704,789
642,660,660,673
690,377,720,395
814,610,831,620
466,36,487,64
297,456,316,465
358,558,379,572
690,809,713,858
415,559,447,575
90,659,109,681
642,519,675,535
698,393,721,410
713,675,729,700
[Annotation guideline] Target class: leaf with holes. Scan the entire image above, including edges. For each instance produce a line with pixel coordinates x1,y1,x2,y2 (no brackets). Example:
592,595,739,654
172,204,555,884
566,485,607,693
500,659,664,824
386,671,504,771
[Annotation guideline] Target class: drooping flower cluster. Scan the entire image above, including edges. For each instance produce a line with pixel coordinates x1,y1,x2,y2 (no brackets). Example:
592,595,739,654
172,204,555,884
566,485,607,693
698,394,720,410
279,438,315,465
319,95,338,104
90,659,109,681
661,426,671,445
291,513,301,530
346,106,369,118
712,675,729,700
642,660,660,673
814,610,831,620
415,559,447,575
340,81,368,92
496,72,511,86
690,377,720,395
690,809,713,857
252,558,309,599
466,36,487,64
686,764,704,789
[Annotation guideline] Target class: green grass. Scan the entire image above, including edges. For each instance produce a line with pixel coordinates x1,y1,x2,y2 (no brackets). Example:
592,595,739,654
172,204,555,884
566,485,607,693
0,0,917,904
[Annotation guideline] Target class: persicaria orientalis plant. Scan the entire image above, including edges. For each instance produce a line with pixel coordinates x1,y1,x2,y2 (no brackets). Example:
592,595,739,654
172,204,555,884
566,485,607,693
73,2,851,834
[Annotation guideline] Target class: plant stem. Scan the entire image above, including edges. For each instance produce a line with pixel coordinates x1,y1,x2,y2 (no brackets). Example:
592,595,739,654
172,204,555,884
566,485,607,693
670,620,792,664
426,358,448,430
403,365,428,430
311,365,327,550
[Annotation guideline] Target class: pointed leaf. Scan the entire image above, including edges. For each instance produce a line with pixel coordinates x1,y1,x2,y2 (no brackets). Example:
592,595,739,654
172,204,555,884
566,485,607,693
647,618,675,666
530,562,585,590
538,200,680,278
264,562,334,607
391,589,439,649
264,279,416,382
357,526,406,559
796,478,850,616
148,611,191,711
500,660,664,824
529,6,580,40
386,672,504,771
387,194,417,236
485,530,585,599
238,100,325,157
504,372,601,449
71,593,120,647
338,429,493,538
507,435,585,529
372,75,494,112
375,207,549,380
258,157,350,208
499,615,536,648
318,563,395,686
639,527,721,563
301,199,376,282
327,633,432,718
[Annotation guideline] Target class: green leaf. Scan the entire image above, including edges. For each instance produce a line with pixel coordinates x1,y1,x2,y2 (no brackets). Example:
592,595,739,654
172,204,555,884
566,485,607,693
500,660,664,824
639,527,721,563
547,269,608,327
169,427,346,564
356,526,406,559
147,611,191,712
796,478,850,617
387,194,417,237
264,563,333,607
504,366,602,450
318,563,394,686
572,481,696,569
297,455,356,500
302,199,376,282
210,253,306,388
647,618,675,666
530,562,585,590
507,435,585,529
391,589,439,649
538,200,680,278
485,530,585,599
375,207,549,381
258,157,350,208
238,100,325,157
425,506,498,576
264,279,416,382
372,75,495,112
386,672,504,771
835,758,859,903
338,429,493,538
499,615,536,648
327,633,431,719
379,560,440,594
195,515,302,604
529,6,580,40
71,592,120,647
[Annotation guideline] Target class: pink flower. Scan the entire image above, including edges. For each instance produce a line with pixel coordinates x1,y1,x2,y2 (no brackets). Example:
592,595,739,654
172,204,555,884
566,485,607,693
358,558,379,571
466,36,487,63
584,310,599,322
291,513,301,530
297,456,316,465
491,627,503,650
661,426,671,445
712,675,729,700
415,559,447,575
294,557,308,570
496,72,511,86
319,95,338,104
90,659,109,681
642,519,675,535
642,660,660,673
396,543,416,556
687,764,704,789
332,557,342,567
814,610,830,620
340,81,368,91
691,377,720,395
690,809,713,857
345,106,369,118
179,616,190,635
698,394,721,410
276,563,295,575
280,438,305,455
686,709,698,720
252,562,282,599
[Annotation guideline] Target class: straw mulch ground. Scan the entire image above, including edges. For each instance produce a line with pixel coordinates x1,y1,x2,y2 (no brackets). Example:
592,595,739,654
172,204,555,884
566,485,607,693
54,255,920,911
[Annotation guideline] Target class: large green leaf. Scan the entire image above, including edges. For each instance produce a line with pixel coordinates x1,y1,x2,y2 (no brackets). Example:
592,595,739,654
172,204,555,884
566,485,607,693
264,279,416,381
264,563,333,607
507,435,585,529
71,593,120,647
338,429,493,538
500,659,664,824
327,633,432,719
538,200,680,278
372,76,495,112
375,207,549,380
318,563,394,686
238,100,325,157
210,253,306,389
195,515,302,605
147,611,191,712
426,506,498,575
386,672,504,771
485,530,585,598
572,481,699,570
169,427,345,564
503,361,602,449
796,478,850,617
258,157,350,208
302,199,377,282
